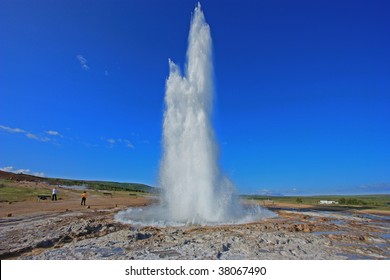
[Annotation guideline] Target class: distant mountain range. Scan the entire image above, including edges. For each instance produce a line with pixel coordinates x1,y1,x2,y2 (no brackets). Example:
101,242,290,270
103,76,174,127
0,170,155,193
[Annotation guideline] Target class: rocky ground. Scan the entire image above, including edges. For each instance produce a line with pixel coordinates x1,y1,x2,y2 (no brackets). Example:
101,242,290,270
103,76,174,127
1,201,389,260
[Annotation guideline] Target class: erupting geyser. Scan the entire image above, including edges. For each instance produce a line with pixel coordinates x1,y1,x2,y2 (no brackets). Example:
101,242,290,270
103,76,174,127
161,4,237,223
116,3,275,225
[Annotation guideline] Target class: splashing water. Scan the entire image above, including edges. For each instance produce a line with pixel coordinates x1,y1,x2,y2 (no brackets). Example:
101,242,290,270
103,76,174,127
116,4,276,226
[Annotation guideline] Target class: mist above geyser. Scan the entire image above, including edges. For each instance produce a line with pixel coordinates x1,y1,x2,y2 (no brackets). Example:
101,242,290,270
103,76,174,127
116,4,275,225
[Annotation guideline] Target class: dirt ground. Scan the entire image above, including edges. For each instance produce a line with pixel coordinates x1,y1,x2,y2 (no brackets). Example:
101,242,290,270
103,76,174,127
0,184,152,218
1,182,389,219
1,184,389,260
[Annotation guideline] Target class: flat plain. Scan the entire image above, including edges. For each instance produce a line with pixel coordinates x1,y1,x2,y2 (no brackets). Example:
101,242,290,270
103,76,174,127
1,178,389,260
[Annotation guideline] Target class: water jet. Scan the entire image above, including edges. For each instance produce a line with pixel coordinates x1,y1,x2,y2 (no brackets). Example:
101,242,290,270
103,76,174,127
116,3,275,226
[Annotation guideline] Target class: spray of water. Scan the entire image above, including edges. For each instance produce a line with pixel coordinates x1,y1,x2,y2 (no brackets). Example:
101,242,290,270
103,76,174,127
116,3,276,226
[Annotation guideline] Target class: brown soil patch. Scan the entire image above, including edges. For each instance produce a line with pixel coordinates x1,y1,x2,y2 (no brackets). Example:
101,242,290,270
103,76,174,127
0,183,154,218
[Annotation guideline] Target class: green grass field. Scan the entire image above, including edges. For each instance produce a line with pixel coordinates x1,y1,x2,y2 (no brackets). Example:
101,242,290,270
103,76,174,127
0,180,151,202
242,194,390,211
1,174,389,212
0,182,52,202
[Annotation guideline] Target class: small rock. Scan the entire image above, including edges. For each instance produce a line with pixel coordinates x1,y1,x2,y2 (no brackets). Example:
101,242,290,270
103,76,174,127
7,213,12,217
60,235,73,243
135,232,152,240
359,235,369,241
279,250,288,256
36,239,54,248
222,243,231,252
216,251,222,259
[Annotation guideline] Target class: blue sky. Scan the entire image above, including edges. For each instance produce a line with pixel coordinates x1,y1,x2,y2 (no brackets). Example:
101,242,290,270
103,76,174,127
1,0,389,195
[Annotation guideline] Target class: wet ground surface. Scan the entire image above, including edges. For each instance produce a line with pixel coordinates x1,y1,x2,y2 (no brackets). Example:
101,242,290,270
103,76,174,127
276,209,390,259
0,206,389,260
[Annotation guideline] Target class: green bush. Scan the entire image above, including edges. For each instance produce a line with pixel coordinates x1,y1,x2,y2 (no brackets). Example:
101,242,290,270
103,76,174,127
339,197,367,205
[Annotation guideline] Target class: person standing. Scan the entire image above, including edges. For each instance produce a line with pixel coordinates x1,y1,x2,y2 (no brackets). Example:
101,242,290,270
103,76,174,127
51,187,58,201
81,191,87,206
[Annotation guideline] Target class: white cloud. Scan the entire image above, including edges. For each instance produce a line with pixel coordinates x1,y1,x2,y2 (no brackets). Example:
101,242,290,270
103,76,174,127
124,139,135,149
1,124,52,142
46,130,63,137
105,138,116,148
0,166,45,177
259,189,272,195
358,183,390,193
103,137,135,149
77,55,90,70
1,166,19,172
0,125,25,134
127,143,135,149
1,124,138,150
26,133,50,142
258,188,285,196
